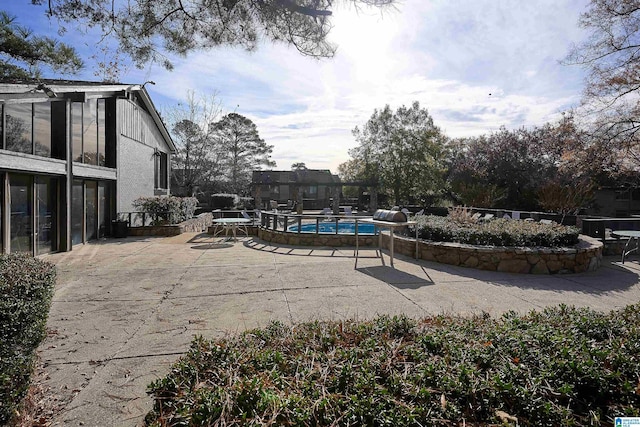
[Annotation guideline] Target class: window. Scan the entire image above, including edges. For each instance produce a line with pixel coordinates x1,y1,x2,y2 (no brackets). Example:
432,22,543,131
155,151,168,189
615,190,630,201
34,103,51,156
83,100,97,165
2,102,64,159
303,185,318,198
72,99,106,166
5,104,33,154
72,103,83,161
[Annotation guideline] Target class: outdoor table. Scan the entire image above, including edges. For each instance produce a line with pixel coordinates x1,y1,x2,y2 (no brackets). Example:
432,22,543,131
611,230,640,264
212,218,251,242
354,218,418,268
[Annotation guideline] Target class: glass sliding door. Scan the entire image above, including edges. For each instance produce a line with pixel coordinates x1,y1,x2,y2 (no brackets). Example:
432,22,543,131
9,175,33,253
71,179,84,245
98,182,108,238
85,181,97,241
36,177,57,255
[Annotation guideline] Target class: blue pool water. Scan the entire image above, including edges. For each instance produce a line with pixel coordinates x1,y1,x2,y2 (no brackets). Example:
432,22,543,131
288,222,377,235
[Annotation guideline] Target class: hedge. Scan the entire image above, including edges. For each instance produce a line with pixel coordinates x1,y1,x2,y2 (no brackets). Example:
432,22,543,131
0,253,56,424
415,215,580,247
145,305,640,426
132,196,198,225
211,194,254,210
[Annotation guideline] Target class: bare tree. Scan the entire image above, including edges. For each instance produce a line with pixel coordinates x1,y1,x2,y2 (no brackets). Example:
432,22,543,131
566,0,640,161
165,92,223,197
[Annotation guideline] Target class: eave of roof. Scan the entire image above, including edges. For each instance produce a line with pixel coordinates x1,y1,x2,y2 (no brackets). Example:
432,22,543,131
0,79,177,153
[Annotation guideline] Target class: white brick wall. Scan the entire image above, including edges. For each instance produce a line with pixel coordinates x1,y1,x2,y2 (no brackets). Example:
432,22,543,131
118,135,155,212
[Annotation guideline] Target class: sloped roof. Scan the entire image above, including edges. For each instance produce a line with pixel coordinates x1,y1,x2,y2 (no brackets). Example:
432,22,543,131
0,79,176,153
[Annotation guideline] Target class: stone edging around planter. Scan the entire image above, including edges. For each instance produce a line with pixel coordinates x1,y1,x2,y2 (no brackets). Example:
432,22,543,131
388,233,603,274
254,227,603,274
129,212,214,237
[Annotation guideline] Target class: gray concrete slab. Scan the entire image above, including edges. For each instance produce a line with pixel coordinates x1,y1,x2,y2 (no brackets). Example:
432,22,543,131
36,233,640,426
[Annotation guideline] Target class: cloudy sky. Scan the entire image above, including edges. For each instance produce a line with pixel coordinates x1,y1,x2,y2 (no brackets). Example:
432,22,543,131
6,0,590,172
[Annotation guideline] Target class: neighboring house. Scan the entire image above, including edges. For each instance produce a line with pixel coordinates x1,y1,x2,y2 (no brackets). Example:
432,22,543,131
590,187,640,217
252,169,341,210
0,79,175,255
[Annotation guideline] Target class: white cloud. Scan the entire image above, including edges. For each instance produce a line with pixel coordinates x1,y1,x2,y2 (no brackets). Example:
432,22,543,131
129,0,591,172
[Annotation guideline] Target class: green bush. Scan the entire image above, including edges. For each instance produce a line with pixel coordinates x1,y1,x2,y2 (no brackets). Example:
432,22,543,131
211,194,236,209
0,253,56,424
146,305,640,426
415,215,580,247
132,196,198,225
236,196,254,210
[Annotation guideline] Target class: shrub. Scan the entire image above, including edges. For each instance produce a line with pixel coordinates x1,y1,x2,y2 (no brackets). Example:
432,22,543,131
133,196,198,225
211,194,255,210
236,196,254,210
0,253,56,425
145,305,640,426
447,206,478,224
180,197,198,220
211,194,236,209
414,215,580,247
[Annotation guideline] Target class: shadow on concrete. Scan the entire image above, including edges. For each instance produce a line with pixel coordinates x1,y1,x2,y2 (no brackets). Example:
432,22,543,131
240,237,640,295
242,238,354,258
190,243,234,250
356,265,434,289
187,233,217,243
412,256,640,295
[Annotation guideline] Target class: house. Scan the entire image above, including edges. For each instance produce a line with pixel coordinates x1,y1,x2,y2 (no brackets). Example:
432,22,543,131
0,79,175,255
251,169,341,210
590,187,640,217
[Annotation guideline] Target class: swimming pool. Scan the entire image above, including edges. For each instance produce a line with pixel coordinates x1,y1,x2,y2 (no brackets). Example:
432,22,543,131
288,221,377,235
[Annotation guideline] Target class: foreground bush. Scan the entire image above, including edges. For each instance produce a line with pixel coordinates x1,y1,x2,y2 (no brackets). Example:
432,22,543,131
415,215,580,247
133,196,198,225
0,253,56,424
146,305,640,426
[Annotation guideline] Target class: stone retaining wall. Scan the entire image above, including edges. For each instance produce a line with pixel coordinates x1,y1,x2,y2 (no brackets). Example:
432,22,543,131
385,233,603,274
255,227,603,274
129,213,213,237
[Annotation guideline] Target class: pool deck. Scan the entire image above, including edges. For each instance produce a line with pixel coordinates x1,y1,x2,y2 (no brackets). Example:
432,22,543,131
37,233,640,426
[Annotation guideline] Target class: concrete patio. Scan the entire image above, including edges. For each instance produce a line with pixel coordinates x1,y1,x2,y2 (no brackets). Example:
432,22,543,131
38,232,640,426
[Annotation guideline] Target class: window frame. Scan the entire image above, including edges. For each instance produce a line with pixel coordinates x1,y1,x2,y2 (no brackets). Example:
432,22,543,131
154,151,168,190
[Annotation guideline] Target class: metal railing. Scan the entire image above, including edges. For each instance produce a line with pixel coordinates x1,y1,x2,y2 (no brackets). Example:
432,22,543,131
259,211,377,235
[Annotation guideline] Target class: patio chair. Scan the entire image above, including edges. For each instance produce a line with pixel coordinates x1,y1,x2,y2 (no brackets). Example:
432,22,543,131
241,210,255,225
540,219,553,225
415,209,424,216
480,213,494,222
344,206,353,216
321,207,332,221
